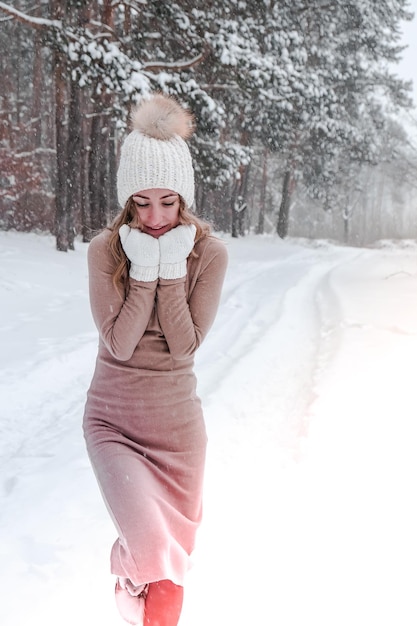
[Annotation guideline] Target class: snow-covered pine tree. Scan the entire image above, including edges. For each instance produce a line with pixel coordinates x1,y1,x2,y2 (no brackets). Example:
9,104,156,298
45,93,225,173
198,0,413,237
278,0,414,237
0,0,414,242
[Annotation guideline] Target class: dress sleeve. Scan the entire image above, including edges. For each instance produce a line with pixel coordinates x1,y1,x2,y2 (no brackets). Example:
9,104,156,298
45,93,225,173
156,237,228,360
87,233,158,361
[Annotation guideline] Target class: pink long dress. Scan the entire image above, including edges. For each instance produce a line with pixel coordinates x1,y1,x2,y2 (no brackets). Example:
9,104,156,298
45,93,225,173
83,228,228,587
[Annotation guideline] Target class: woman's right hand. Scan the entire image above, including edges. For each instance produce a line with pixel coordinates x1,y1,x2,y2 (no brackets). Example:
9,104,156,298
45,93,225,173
119,224,160,282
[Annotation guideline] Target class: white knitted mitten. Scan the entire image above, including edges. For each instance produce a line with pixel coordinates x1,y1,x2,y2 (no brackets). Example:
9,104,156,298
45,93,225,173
119,224,160,282
158,224,196,279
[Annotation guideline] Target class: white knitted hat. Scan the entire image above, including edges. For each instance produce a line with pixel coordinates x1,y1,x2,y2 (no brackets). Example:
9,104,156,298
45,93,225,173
117,94,195,208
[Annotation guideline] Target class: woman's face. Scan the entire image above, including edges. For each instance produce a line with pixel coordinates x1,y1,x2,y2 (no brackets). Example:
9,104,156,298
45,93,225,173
132,188,180,238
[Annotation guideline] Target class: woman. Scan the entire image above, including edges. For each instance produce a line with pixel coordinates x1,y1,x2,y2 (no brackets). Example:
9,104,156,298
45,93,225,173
83,93,228,626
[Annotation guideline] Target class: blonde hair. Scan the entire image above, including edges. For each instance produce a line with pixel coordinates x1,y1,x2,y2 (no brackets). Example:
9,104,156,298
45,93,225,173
107,196,211,295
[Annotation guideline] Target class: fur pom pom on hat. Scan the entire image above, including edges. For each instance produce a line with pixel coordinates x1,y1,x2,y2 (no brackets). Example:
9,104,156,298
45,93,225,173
117,94,195,208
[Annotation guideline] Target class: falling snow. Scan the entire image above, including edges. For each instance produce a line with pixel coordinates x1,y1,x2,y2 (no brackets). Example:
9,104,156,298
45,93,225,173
1,231,417,625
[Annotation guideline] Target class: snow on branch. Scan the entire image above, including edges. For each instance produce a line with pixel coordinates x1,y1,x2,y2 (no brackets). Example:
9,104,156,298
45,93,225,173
142,48,209,73
0,2,61,30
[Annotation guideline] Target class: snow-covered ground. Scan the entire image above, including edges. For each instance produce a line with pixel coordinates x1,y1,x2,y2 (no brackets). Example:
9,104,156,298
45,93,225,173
1,230,417,626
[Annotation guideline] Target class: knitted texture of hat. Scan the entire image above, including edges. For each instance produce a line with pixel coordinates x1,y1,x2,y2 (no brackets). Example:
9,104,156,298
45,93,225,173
117,94,195,208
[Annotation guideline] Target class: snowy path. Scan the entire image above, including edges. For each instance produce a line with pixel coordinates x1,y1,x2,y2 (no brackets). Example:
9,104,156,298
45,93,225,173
1,232,417,625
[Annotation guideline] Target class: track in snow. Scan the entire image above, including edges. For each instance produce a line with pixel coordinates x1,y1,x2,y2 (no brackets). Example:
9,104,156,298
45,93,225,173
1,232,417,626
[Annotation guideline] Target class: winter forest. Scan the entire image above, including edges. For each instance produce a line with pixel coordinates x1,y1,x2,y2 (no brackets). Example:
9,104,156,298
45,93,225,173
1,0,417,251
2,4,417,625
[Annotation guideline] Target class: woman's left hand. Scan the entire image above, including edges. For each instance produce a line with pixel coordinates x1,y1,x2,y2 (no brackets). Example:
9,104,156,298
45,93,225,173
158,224,197,279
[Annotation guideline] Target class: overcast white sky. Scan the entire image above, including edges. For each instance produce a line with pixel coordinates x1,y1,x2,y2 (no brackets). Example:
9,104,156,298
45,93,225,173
397,0,417,103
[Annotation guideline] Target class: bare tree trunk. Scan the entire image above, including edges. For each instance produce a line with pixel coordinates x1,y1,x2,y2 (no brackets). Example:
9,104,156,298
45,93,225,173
84,1,116,235
88,112,108,233
277,169,295,238
103,0,114,28
240,161,250,235
256,148,268,234
343,209,350,244
31,29,43,149
108,127,118,219
231,162,250,237
231,177,241,238
66,79,82,249
123,3,131,33
231,128,251,237
54,48,69,251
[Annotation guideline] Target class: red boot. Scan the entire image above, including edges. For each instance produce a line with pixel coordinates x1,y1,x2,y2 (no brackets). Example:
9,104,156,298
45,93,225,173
144,580,184,626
